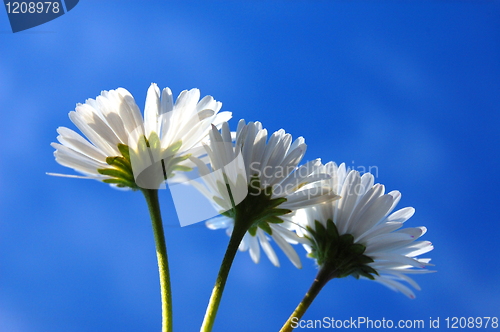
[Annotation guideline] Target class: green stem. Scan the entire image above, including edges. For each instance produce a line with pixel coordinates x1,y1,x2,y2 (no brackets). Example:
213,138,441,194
279,266,334,332
200,216,249,332
141,189,173,332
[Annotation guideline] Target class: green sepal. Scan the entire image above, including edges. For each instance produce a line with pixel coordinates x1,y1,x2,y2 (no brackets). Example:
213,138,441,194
98,168,135,182
106,156,133,174
102,178,137,189
213,196,229,209
248,225,257,236
266,197,288,209
315,220,326,235
351,265,379,280
223,175,293,240
139,136,149,152
147,132,161,150
216,180,229,199
356,255,374,265
169,153,191,164
221,209,235,220
349,243,366,255
339,233,354,247
258,221,273,235
164,140,182,156
163,154,191,171
266,216,284,224
306,225,316,237
106,156,119,166
99,144,137,189
171,165,192,172
261,208,292,218
99,139,192,190
326,219,339,240
307,219,378,280
248,178,260,191
117,143,130,160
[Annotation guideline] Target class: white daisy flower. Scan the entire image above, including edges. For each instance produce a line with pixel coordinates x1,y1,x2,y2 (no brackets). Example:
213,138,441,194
50,83,231,189
192,120,339,268
292,162,434,298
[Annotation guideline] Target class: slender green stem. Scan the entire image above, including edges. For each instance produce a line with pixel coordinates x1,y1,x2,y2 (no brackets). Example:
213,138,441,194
200,217,249,332
141,189,173,332
279,266,334,332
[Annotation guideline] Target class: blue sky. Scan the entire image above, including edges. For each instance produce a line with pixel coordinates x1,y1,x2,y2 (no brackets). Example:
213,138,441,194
1,1,499,331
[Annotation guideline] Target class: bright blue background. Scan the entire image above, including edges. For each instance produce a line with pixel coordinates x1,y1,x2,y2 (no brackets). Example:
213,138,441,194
1,1,499,331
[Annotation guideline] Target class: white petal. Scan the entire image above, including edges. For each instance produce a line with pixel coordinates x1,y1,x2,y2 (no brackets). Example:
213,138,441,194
115,88,144,135
369,253,427,268
56,127,107,162
335,170,362,234
52,143,108,175
160,87,174,114
238,230,249,251
257,229,280,267
211,111,232,128
348,194,394,237
392,241,434,257
206,215,233,230
144,83,161,137
46,172,102,180
271,231,302,269
387,207,415,223
280,191,339,210
69,110,116,156
373,275,416,299
355,221,403,243
248,234,261,264
76,103,122,150
269,223,303,245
